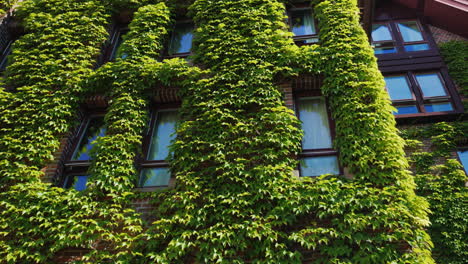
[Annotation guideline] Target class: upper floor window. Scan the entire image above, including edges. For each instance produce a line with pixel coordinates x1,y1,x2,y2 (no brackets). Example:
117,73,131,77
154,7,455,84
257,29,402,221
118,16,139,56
62,115,106,191
0,40,13,71
289,8,318,45
99,26,128,65
372,20,430,55
296,96,340,177
138,108,179,188
168,22,194,57
384,71,458,116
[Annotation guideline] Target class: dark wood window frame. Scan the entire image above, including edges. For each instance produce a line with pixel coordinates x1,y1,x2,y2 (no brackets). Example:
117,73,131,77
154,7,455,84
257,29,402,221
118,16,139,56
60,110,106,190
294,89,342,177
98,24,129,66
384,69,463,119
287,4,320,46
164,20,194,59
136,103,180,190
372,19,438,60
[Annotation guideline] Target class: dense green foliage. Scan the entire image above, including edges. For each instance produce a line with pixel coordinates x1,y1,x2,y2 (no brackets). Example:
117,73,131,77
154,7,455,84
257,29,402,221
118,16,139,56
0,0,437,263
0,0,16,15
402,122,468,264
439,40,468,110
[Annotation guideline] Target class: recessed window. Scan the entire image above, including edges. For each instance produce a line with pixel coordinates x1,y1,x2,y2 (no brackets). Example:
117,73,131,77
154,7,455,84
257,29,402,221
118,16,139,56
371,20,430,55
100,26,128,64
71,117,107,161
64,175,89,192
0,40,13,71
296,96,339,177
457,150,468,175
62,115,106,191
168,22,194,56
289,8,318,44
138,109,178,187
384,71,456,116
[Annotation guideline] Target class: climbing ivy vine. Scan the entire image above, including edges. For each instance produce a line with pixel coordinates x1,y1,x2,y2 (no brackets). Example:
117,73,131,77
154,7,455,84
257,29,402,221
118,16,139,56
401,122,467,264
0,0,437,263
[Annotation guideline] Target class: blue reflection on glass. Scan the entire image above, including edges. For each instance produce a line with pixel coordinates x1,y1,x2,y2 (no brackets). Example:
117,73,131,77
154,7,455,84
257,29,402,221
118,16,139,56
425,103,453,112
169,23,194,55
374,47,397,54
72,117,106,161
415,73,447,97
71,175,88,191
139,168,171,187
457,150,468,175
404,44,429,52
291,9,316,36
148,110,178,161
384,76,413,100
300,156,339,177
394,106,419,115
372,24,393,42
397,21,424,42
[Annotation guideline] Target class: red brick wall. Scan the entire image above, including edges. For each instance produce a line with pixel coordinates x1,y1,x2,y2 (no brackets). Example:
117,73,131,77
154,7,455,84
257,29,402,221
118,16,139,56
429,25,467,44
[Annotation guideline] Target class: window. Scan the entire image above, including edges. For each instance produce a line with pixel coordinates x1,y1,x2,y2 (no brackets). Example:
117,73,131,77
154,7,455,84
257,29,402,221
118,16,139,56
0,40,13,71
457,150,468,175
296,96,339,177
168,22,194,56
384,71,457,116
371,20,430,55
100,26,128,64
138,109,178,188
62,115,106,191
289,8,318,44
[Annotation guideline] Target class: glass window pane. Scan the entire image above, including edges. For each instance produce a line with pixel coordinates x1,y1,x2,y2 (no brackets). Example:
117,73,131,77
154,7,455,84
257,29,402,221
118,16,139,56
148,110,178,161
67,175,89,191
300,156,339,177
111,33,127,60
374,47,397,54
72,117,106,161
457,150,468,175
139,168,171,187
404,43,429,52
384,76,413,100
0,41,12,71
394,105,419,115
169,23,193,55
291,9,316,36
425,103,453,112
297,97,332,149
415,73,447,97
372,24,393,42
397,21,424,42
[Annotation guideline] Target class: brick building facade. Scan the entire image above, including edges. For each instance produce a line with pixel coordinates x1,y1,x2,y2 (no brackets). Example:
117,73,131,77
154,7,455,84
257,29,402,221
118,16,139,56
0,0,466,262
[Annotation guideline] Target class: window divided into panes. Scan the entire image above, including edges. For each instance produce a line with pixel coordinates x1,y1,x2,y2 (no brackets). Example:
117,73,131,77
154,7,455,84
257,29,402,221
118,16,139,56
296,96,340,177
138,109,179,188
371,20,431,55
383,71,459,116
289,8,319,45
62,115,106,191
168,22,194,57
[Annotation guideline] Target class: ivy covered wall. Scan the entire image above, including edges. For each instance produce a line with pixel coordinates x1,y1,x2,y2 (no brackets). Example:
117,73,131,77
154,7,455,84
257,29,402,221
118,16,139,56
0,0,438,263
401,122,467,264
